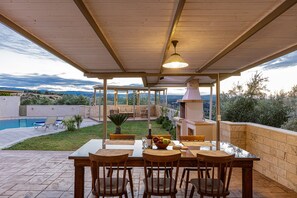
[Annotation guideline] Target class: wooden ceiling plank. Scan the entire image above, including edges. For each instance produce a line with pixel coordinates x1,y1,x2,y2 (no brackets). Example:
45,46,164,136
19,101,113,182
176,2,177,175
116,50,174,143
74,0,126,72
196,0,297,73
0,14,87,73
158,0,186,77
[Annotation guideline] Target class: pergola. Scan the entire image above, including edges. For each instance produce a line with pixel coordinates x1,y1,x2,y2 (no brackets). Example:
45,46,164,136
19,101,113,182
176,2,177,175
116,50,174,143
93,85,167,122
1,0,297,142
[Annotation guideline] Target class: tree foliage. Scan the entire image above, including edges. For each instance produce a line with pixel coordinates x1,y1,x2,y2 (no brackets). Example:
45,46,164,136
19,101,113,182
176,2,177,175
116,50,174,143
21,94,89,105
221,72,289,128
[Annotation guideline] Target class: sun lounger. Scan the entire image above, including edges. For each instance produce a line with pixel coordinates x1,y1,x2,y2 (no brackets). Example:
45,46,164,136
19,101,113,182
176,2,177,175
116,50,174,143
33,116,58,130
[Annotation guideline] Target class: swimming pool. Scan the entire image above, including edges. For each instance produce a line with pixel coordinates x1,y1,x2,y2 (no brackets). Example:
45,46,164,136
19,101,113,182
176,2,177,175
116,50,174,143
0,118,46,130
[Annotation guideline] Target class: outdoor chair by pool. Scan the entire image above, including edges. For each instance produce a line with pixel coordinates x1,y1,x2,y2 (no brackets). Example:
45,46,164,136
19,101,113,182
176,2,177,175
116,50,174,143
89,152,129,198
189,153,235,198
33,116,58,130
143,151,181,197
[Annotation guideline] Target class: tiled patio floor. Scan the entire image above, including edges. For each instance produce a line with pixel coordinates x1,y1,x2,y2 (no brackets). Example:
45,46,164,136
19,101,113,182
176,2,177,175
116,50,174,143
0,150,296,198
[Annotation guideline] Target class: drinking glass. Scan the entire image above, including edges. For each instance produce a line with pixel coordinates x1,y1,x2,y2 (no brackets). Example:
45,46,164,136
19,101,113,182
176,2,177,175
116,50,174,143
142,137,147,149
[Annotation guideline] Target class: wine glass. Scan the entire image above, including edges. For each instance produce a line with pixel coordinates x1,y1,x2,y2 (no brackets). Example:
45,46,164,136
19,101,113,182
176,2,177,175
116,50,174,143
142,137,147,149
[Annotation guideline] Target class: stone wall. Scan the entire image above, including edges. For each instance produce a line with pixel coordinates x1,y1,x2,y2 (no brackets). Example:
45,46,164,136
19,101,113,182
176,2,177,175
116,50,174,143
0,96,20,118
220,121,246,149
221,121,297,193
24,105,87,117
246,123,297,192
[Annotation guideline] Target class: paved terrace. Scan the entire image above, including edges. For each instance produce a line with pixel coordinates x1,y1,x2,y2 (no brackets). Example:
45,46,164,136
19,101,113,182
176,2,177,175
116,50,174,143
0,119,98,149
0,151,296,198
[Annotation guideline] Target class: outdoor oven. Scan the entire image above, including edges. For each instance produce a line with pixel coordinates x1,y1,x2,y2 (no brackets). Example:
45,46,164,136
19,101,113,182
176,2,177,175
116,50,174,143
175,79,215,140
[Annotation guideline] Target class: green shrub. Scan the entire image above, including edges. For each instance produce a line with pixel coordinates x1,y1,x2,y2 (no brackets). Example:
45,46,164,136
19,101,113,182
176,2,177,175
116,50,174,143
169,126,176,140
74,115,83,129
62,118,76,131
281,118,297,132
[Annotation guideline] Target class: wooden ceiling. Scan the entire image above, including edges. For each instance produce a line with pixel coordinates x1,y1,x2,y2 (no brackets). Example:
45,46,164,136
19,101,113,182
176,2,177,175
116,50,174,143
0,0,297,87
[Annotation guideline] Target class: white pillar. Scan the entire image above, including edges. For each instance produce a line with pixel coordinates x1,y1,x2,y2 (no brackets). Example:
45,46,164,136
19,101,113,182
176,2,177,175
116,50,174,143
216,74,221,150
103,79,108,140
165,88,168,106
148,87,151,125
209,86,213,120
93,89,97,106
133,90,136,120
98,89,102,122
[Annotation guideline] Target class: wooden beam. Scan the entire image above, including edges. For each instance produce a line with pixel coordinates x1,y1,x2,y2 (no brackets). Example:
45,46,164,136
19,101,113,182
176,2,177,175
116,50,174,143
196,0,297,73
234,44,297,74
158,0,186,76
74,0,126,72
85,72,226,78
142,77,148,87
0,14,88,73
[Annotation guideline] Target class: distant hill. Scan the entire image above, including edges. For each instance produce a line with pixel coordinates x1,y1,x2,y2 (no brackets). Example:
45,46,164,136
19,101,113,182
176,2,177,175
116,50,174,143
0,86,216,105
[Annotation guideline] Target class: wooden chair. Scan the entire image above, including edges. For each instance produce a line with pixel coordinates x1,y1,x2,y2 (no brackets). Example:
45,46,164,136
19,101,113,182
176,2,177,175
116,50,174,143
108,134,135,198
179,135,208,197
89,152,129,198
143,152,181,197
189,153,235,198
110,134,136,140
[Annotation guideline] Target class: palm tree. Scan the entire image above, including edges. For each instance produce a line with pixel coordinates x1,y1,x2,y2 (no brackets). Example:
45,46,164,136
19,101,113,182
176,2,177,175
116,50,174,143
107,114,129,134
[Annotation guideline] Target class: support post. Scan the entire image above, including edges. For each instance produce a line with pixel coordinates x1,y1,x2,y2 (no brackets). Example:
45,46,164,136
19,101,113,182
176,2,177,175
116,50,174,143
209,86,213,120
93,89,96,106
148,87,151,125
165,88,168,106
98,89,102,122
103,79,108,140
126,90,129,105
133,90,136,120
216,74,221,150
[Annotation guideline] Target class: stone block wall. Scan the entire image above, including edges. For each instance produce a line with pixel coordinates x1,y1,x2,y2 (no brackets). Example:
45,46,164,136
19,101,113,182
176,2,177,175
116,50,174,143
220,121,246,149
246,123,297,192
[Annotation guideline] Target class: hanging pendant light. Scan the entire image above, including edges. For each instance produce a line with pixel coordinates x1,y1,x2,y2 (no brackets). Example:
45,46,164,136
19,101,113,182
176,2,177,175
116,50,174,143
162,40,188,68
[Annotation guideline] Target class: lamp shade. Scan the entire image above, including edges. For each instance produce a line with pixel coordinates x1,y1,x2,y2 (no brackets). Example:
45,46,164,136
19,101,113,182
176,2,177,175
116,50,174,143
162,53,189,68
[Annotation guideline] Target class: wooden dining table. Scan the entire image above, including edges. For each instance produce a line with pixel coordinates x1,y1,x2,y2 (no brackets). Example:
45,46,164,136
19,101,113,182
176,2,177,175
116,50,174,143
68,139,260,198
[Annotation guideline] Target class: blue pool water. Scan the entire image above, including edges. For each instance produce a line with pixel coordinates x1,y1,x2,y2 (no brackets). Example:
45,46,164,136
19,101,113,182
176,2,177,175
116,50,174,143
0,118,46,130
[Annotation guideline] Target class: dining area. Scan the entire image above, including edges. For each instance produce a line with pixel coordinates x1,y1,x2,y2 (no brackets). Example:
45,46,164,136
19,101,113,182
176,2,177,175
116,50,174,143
68,134,260,198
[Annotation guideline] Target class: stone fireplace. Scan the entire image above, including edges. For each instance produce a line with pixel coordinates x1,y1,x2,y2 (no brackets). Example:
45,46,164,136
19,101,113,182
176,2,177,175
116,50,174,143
175,79,215,140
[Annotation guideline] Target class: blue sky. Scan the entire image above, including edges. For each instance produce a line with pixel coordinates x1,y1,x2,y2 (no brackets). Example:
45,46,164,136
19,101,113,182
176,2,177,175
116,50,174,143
1,23,297,95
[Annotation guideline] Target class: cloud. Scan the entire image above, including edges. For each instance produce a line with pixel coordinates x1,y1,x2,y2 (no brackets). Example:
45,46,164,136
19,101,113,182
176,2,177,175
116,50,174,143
0,23,59,61
260,50,297,70
0,73,101,92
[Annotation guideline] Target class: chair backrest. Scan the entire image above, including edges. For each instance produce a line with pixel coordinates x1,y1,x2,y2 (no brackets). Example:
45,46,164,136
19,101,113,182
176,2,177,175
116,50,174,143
89,153,129,196
196,153,235,197
109,134,136,140
180,135,205,142
45,116,58,125
143,152,181,195
152,134,171,140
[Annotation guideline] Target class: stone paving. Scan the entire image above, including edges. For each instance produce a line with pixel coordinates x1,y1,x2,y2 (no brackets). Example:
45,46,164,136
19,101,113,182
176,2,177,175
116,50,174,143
0,151,297,198
0,119,98,149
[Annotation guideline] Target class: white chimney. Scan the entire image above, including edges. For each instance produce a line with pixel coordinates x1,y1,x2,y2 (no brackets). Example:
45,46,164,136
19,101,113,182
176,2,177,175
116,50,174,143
182,79,201,100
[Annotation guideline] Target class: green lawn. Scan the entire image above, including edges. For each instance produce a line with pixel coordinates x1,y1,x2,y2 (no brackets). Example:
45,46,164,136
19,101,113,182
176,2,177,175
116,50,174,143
5,120,169,151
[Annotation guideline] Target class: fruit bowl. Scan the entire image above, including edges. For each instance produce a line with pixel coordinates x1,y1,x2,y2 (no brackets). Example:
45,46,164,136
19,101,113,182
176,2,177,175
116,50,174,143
155,142,170,149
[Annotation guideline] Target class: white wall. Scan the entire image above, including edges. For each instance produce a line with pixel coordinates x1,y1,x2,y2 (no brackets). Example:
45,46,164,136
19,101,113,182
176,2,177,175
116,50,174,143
0,96,20,118
25,105,87,117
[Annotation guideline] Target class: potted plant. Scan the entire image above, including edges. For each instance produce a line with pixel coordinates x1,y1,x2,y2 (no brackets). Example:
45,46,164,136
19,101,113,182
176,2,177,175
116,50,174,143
108,114,129,134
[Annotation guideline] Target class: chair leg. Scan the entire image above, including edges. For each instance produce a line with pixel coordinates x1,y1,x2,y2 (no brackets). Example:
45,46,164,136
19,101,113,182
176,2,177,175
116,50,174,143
143,192,148,198
189,186,195,198
124,191,128,198
180,168,186,188
128,169,134,198
184,169,190,198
